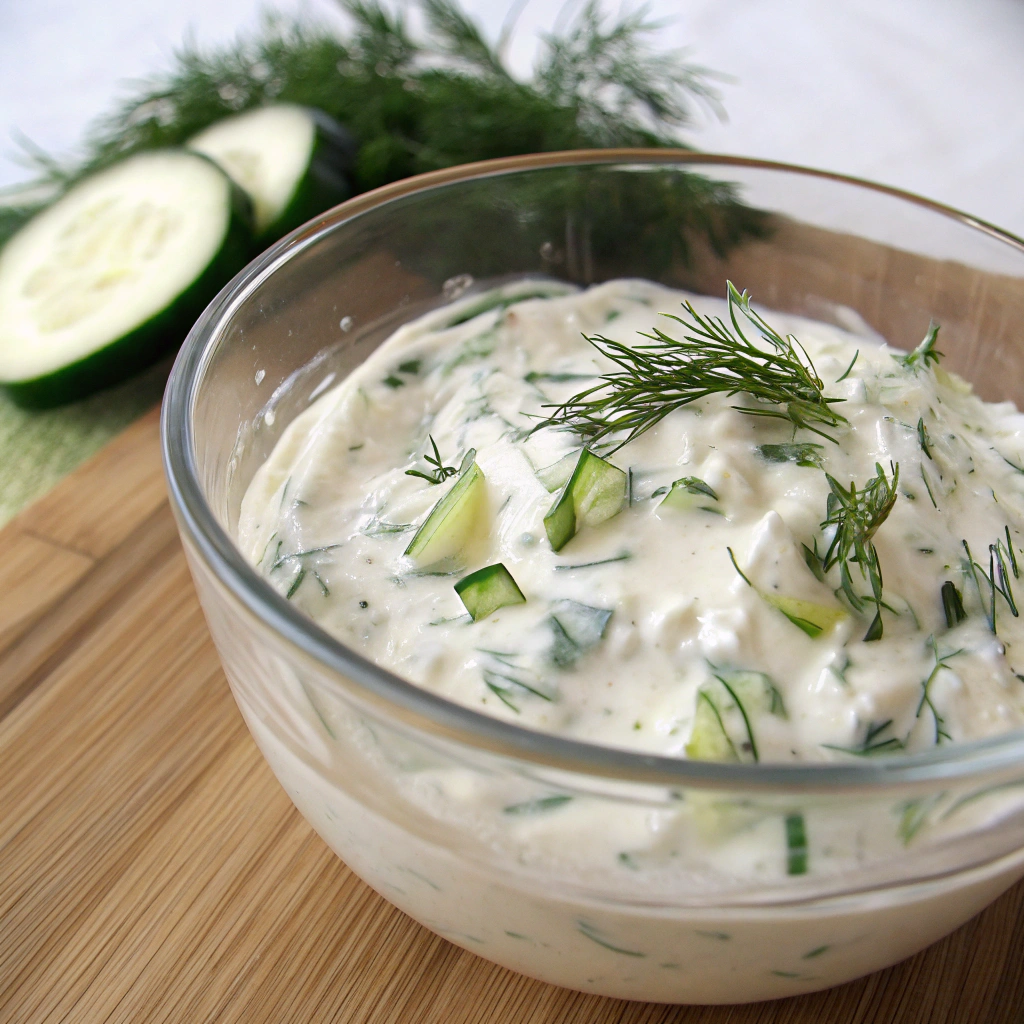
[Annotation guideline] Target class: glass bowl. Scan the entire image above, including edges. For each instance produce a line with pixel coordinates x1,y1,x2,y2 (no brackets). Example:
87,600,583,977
162,151,1024,1005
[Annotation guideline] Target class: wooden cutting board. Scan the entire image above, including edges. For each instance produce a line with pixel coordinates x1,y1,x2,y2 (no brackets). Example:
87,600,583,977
2,406,1024,1024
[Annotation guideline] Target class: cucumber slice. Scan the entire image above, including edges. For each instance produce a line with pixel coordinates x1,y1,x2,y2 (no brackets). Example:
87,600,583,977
686,670,786,763
405,459,486,565
658,476,720,513
455,563,526,621
188,104,355,243
759,592,846,638
543,449,626,551
0,150,251,407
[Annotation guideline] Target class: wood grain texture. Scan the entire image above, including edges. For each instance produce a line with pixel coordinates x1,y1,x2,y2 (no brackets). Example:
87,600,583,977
2,408,1024,1024
9,406,168,560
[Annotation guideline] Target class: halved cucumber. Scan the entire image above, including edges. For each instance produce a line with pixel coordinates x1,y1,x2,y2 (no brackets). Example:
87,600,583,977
543,449,626,551
658,476,720,513
405,459,486,566
0,150,251,407
188,104,355,244
455,563,526,621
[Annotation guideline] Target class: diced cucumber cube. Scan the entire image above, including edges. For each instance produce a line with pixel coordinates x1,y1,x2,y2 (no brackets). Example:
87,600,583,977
405,460,486,565
543,449,626,551
455,563,526,621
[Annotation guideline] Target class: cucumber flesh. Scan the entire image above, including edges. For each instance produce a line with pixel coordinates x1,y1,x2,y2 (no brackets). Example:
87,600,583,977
405,460,486,565
547,599,613,667
686,670,786,763
455,562,526,621
687,690,740,762
0,150,251,407
188,104,355,243
536,450,581,492
658,476,720,513
543,449,626,551
759,592,846,638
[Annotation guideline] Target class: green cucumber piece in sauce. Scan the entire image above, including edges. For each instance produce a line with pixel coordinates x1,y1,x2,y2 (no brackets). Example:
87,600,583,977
455,563,526,621
405,459,486,565
686,670,787,763
188,103,354,244
547,599,613,667
536,450,581,492
759,592,846,638
729,546,846,639
0,150,251,407
658,476,721,513
544,449,626,551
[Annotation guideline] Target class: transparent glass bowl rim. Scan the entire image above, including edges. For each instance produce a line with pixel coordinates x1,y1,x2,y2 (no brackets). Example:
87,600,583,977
162,148,1024,795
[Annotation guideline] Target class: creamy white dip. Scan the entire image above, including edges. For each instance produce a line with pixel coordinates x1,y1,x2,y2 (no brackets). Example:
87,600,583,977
234,279,1024,1001
240,279,1024,759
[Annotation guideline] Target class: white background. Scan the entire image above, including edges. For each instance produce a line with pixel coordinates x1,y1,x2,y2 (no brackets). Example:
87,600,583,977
2,0,1023,235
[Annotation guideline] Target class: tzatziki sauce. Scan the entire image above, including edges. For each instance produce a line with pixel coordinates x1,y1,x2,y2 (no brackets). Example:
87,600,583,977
234,279,1024,1001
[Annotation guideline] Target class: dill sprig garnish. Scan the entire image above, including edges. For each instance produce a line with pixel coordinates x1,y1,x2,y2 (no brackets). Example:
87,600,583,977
963,527,1020,633
539,283,847,452
405,435,459,484
899,323,943,370
917,418,933,459
820,462,900,641
824,719,904,757
2,0,725,247
916,636,958,744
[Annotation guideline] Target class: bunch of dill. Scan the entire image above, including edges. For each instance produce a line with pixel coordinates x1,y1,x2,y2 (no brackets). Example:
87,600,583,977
1,0,726,248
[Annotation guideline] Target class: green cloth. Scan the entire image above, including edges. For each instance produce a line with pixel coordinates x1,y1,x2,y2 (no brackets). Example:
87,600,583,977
0,363,168,529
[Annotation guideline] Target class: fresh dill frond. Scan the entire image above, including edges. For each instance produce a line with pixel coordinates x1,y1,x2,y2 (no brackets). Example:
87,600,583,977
540,283,847,452
535,1,725,145
405,434,459,484
286,568,307,599
820,462,900,641
271,542,343,571
824,718,904,757
899,323,943,370
726,546,753,587
916,635,958,744
963,529,1020,633
2,0,728,249
917,418,933,459
835,350,859,382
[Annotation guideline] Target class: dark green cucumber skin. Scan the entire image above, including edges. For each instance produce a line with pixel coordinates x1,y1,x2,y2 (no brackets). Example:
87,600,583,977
3,179,253,410
455,562,525,620
256,111,357,247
